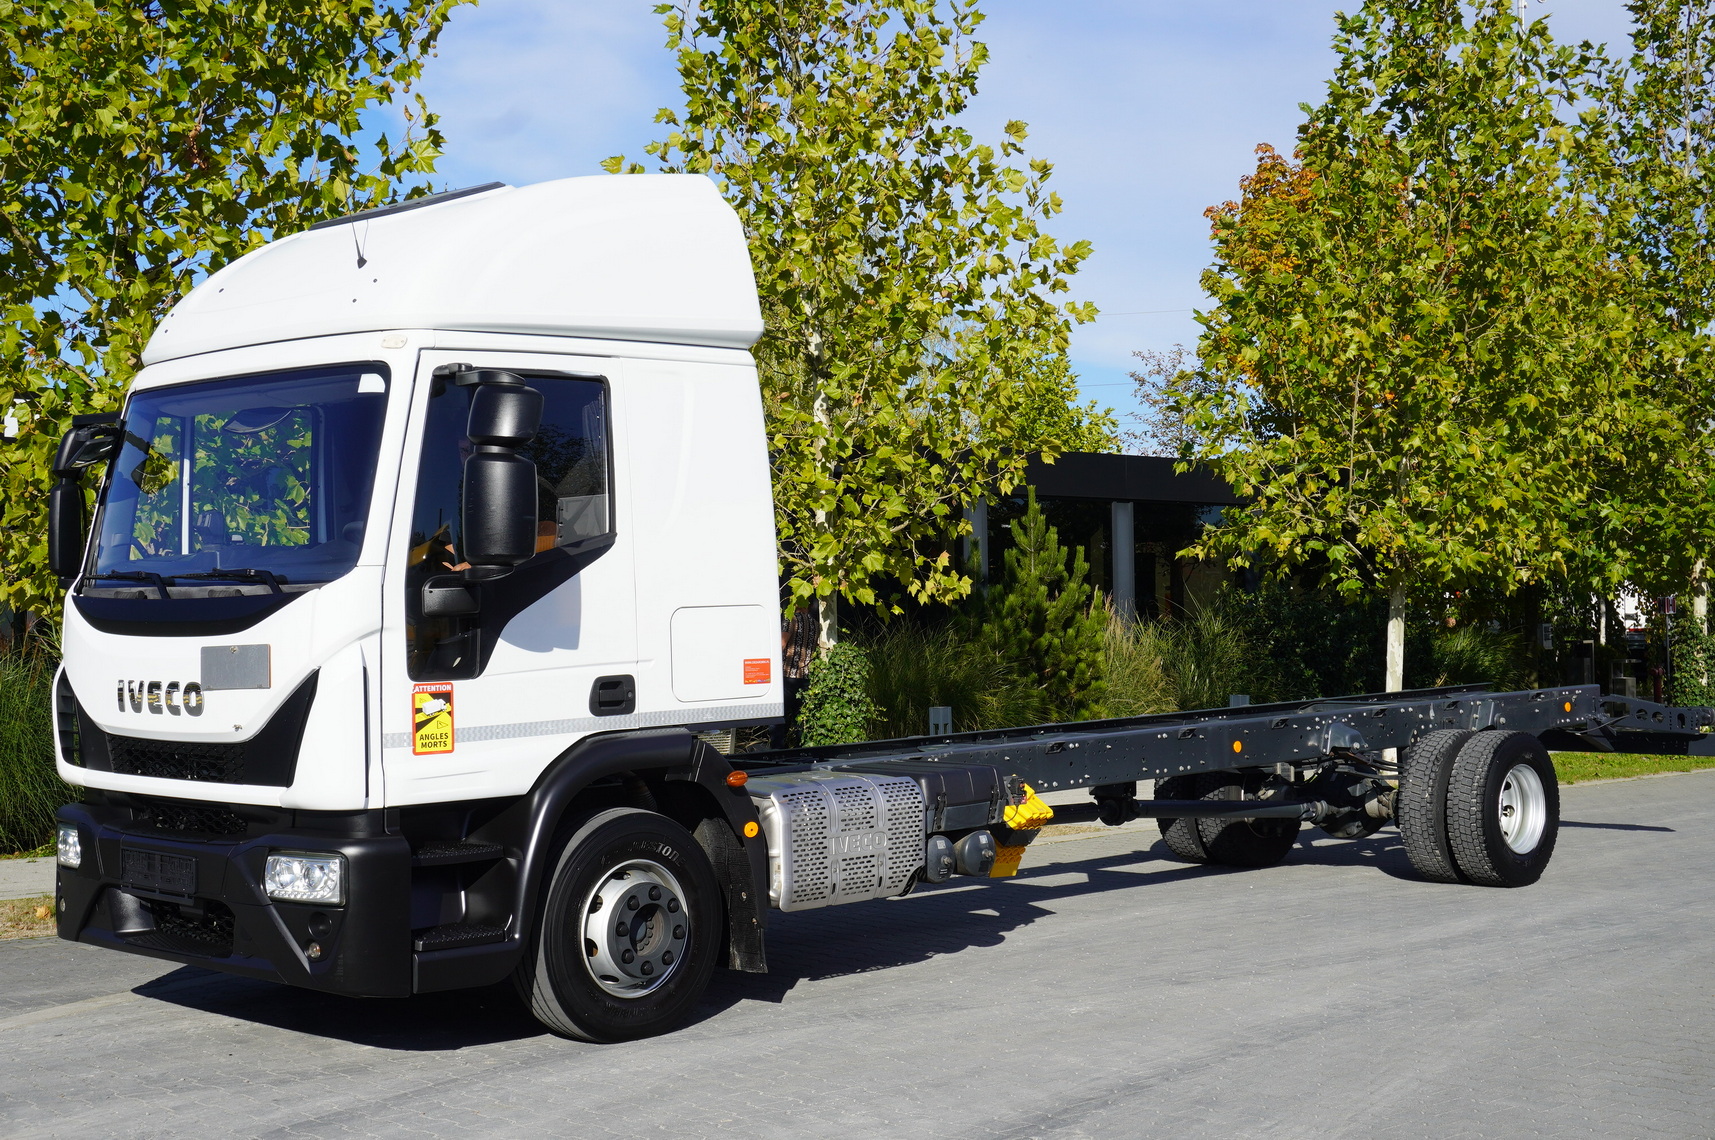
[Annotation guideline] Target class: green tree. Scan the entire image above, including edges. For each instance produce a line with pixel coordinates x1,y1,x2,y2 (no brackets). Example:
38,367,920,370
1177,0,1641,689
979,489,1106,720
1587,1,1715,630
0,0,467,623
611,0,1098,645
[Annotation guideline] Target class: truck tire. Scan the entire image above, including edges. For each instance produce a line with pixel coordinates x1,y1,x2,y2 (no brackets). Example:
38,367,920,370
1396,728,1474,883
1445,731,1559,887
516,807,723,1042
1154,773,1213,862
1197,772,1300,868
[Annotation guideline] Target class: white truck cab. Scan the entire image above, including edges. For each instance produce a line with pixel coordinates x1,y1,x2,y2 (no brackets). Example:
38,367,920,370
51,176,787,1040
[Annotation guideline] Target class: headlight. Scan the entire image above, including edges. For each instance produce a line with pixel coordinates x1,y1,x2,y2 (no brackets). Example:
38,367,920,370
56,823,82,869
264,852,345,905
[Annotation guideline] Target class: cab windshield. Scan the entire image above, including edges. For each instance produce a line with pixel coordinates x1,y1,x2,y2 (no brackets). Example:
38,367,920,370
84,364,389,595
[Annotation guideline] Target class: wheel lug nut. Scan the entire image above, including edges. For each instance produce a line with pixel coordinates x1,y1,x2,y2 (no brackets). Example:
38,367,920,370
640,961,653,975
621,949,635,964
648,886,662,901
673,925,684,940
661,950,674,965
626,896,640,911
667,898,680,913
616,921,628,936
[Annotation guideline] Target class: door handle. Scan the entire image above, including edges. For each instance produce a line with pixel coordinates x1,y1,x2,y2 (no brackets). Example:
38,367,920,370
589,675,636,716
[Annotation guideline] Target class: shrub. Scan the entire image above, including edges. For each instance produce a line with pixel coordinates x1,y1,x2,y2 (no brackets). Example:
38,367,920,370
795,641,880,745
1152,605,1258,711
863,622,1051,736
0,651,69,854
1101,612,1177,717
1216,583,1383,701
1416,623,1527,691
1671,619,1715,707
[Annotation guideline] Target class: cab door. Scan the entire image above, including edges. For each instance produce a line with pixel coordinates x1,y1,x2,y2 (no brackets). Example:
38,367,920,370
380,349,638,806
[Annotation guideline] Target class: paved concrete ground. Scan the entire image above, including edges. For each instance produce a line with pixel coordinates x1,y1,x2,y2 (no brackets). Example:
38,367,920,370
2,771,1712,1139
0,855,54,900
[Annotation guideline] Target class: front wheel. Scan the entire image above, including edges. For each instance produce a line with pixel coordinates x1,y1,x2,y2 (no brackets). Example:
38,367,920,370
516,807,723,1042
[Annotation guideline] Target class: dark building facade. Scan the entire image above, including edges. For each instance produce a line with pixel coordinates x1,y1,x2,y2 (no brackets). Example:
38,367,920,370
968,453,1241,619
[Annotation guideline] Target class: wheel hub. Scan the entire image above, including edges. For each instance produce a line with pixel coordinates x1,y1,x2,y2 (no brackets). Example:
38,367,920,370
1497,762,1547,854
581,859,690,999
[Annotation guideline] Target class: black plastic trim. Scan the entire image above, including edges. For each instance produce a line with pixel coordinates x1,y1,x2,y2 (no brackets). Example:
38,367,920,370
90,672,319,787
71,591,296,637
55,801,413,997
470,536,614,674
305,182,506,231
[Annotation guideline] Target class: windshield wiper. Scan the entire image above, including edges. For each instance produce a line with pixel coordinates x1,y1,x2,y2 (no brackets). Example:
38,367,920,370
170,568,287,595
87,570,172,599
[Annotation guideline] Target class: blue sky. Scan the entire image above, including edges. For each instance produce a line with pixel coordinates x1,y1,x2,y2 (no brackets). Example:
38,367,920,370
414,0,1639,438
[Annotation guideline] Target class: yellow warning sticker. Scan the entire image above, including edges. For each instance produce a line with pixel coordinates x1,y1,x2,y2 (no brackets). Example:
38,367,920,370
412,683,455,755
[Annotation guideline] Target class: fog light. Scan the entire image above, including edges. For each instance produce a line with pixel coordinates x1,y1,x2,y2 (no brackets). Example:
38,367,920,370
264,852,345,905
56,823,82,869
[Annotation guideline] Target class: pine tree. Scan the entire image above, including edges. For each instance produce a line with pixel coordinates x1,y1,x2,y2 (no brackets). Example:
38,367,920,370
984,490,1107,720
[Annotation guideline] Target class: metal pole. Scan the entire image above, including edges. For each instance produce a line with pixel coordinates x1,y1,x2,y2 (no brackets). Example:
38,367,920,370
1110,500,1135,620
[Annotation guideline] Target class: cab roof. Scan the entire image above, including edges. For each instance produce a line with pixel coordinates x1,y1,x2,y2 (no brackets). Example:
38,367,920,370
142,174,763,365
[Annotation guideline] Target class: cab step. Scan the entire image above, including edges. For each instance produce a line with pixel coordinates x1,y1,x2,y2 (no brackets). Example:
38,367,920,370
410,840,505,867
413,923,507,952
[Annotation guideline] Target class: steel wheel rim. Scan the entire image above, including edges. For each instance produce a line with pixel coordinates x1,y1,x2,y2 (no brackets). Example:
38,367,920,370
1497,763,1547,854
580,858,690,999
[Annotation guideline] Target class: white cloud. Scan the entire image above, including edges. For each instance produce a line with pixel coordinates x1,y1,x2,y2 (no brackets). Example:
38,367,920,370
419,1,680,187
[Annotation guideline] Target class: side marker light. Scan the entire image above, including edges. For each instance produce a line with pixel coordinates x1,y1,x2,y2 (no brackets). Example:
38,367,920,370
1232,740,1243,754
1564,701,1573,713
743,821,760,839
725,770,748,788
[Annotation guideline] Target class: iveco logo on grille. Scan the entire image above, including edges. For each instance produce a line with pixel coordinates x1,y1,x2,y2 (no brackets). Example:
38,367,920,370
116,680,204,716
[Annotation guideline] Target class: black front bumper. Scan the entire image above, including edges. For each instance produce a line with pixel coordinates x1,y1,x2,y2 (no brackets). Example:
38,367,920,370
55,800,414,998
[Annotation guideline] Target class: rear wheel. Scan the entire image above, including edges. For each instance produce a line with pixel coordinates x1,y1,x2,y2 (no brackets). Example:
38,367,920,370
1197,771,1300,868
1396,728,1474,883
1445,731,1559,887
516,807,723,1042
1154,774,1214,862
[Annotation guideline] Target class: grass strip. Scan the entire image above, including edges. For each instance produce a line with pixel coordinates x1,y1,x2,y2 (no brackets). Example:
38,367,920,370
0,895,55,940
1551,752,1715,785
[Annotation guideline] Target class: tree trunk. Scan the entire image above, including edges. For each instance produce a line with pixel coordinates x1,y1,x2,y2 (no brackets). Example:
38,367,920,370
807,314,836,652
1694,559,1708,636
816,593,838,652
1385,581,1407,692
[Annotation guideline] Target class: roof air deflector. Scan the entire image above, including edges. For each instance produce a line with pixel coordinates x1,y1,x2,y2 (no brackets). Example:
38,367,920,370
306,182,508,232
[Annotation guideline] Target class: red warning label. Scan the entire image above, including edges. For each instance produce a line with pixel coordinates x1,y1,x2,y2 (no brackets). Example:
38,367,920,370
743,658,771,685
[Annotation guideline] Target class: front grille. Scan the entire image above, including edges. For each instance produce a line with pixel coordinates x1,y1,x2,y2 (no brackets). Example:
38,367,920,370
107,734,248,783
133,799,250,838
127,899,235,958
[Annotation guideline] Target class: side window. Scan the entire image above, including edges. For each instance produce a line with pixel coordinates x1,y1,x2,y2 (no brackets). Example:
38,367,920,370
406,372,611,678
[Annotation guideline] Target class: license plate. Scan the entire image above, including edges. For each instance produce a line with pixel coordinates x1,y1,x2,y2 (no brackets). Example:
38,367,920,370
121,848,197,896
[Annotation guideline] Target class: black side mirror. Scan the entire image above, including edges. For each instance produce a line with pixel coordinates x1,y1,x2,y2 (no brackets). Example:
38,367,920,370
48,415,120,588
461,379,542,572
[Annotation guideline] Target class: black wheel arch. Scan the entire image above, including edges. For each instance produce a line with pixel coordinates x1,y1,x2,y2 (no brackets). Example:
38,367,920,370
414,728,768,993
